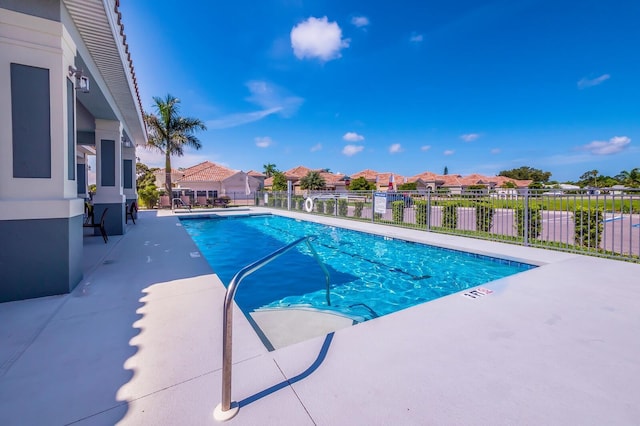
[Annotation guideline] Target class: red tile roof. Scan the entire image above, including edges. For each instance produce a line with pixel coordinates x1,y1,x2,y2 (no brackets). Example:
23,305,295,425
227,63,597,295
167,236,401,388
409,171,441,182
350,169,379,181
158,161,238,183
163,162,532,189
283,165,313,179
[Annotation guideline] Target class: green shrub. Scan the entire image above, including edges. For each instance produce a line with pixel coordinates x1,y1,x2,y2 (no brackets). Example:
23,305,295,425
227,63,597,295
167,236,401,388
354,202,364,218
296,198,304,210
374,212,383,221
516,205,542,239
315,200,324,214
414,200,428,226
442,202,458,229
475,202,495,233
574,207,603,249
274,198,282,208
392,200,405,223
338,199,348,216
325,199,336,215
268,197,275,207
138,185,159,208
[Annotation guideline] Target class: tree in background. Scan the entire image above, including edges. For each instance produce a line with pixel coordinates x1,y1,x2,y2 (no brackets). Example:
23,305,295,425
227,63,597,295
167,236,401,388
443,166,448,175
616,168,640,187
349,176,376,191
299,170,326,190
499,166,551,183
271,171,287,191
136,163,160,208
501,181,517,189
579,170,599,187
263,163,277,178
144,94,206,195
397,182,417,190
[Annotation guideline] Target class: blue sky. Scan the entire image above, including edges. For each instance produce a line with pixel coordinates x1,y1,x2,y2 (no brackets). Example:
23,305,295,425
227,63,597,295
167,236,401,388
120,0,639,182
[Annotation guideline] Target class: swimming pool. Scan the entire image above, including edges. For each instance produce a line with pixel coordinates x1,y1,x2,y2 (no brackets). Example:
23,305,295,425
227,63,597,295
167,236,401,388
181,215,535,321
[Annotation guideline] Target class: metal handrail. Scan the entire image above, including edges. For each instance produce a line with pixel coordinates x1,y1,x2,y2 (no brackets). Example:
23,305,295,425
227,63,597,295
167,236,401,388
214,236,331,421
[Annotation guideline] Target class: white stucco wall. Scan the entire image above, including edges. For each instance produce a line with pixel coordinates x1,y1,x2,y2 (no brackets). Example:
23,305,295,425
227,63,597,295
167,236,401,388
0,8,83,220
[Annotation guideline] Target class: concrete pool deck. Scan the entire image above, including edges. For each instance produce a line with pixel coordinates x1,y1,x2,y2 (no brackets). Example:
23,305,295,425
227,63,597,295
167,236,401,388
1,207,639,425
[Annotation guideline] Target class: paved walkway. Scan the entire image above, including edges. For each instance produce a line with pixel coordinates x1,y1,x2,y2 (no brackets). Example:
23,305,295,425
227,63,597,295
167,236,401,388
1,208,639,425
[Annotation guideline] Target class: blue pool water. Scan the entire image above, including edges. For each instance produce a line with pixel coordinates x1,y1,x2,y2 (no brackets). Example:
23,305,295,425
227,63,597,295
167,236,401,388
181,215,534,320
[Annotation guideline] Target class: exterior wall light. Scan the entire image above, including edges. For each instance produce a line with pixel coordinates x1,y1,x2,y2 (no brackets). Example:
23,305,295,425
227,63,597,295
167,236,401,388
68,65,90,93
121,136,134,148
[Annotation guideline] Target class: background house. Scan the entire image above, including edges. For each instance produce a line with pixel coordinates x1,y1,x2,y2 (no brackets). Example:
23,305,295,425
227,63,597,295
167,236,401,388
263,166,348,193
154,161,261,206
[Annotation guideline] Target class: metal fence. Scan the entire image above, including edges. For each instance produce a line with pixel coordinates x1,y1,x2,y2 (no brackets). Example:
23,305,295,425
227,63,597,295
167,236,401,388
257,188,640,263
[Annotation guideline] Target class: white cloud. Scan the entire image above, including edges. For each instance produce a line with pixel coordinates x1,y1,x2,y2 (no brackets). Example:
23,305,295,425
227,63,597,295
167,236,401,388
460,133,479,142
343,132,364,142
342,145,364,156
207,108,282,129
351,16,369,27
577,74,610,89
421,145,431,151
207,81,303,129
291,16,350,61
443,150,455,156
491,148,501,154
580,136,630,155
255,136,273,148
245,80,304,118
310,143,322,152
389,143,403,153
410,33,424,43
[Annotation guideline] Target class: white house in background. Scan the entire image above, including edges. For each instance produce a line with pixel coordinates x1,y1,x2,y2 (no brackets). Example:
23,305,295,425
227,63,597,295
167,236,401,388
0,1,146,302
558,184,580,190
154,161,262,206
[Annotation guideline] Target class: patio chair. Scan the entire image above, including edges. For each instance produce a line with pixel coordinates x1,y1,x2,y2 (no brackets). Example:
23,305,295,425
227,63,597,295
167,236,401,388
126,201,137,224
159,195,171,209
83,206,109,243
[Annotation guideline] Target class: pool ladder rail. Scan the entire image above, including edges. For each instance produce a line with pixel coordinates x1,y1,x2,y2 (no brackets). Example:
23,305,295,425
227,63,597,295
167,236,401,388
214,236,330,421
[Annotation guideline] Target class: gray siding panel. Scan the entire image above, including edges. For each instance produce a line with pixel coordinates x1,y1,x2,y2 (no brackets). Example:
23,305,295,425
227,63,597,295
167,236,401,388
0,216,83,303
11,63,51,178
93,202,125,236
101,139,115,186
67,78,75,180
0,0,61,21
77,131,95,145
77,163,86,194
123,159,133,189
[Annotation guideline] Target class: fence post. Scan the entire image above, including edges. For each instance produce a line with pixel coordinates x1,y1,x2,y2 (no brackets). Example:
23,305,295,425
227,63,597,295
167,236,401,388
371,190,375,223
523,188,530,246
287,181,292,210
427,190,432,231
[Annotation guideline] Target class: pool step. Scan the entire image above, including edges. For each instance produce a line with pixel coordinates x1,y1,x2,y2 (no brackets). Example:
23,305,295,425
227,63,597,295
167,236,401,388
250,307,363,350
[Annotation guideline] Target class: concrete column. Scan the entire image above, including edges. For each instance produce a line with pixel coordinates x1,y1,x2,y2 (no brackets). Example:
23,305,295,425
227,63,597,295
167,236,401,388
76,151,88,199
0,8,83,302
93,119,125,235
122,144,138,220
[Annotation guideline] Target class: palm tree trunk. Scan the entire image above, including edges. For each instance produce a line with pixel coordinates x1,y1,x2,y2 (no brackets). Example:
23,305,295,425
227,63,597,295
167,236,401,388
165,149,172,206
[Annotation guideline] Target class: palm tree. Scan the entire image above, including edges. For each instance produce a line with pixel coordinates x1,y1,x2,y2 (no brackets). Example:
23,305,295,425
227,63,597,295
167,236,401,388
618,168,640,187
263,163,277,178
579,169,599,187
300,171,326,190
144,94,206,196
